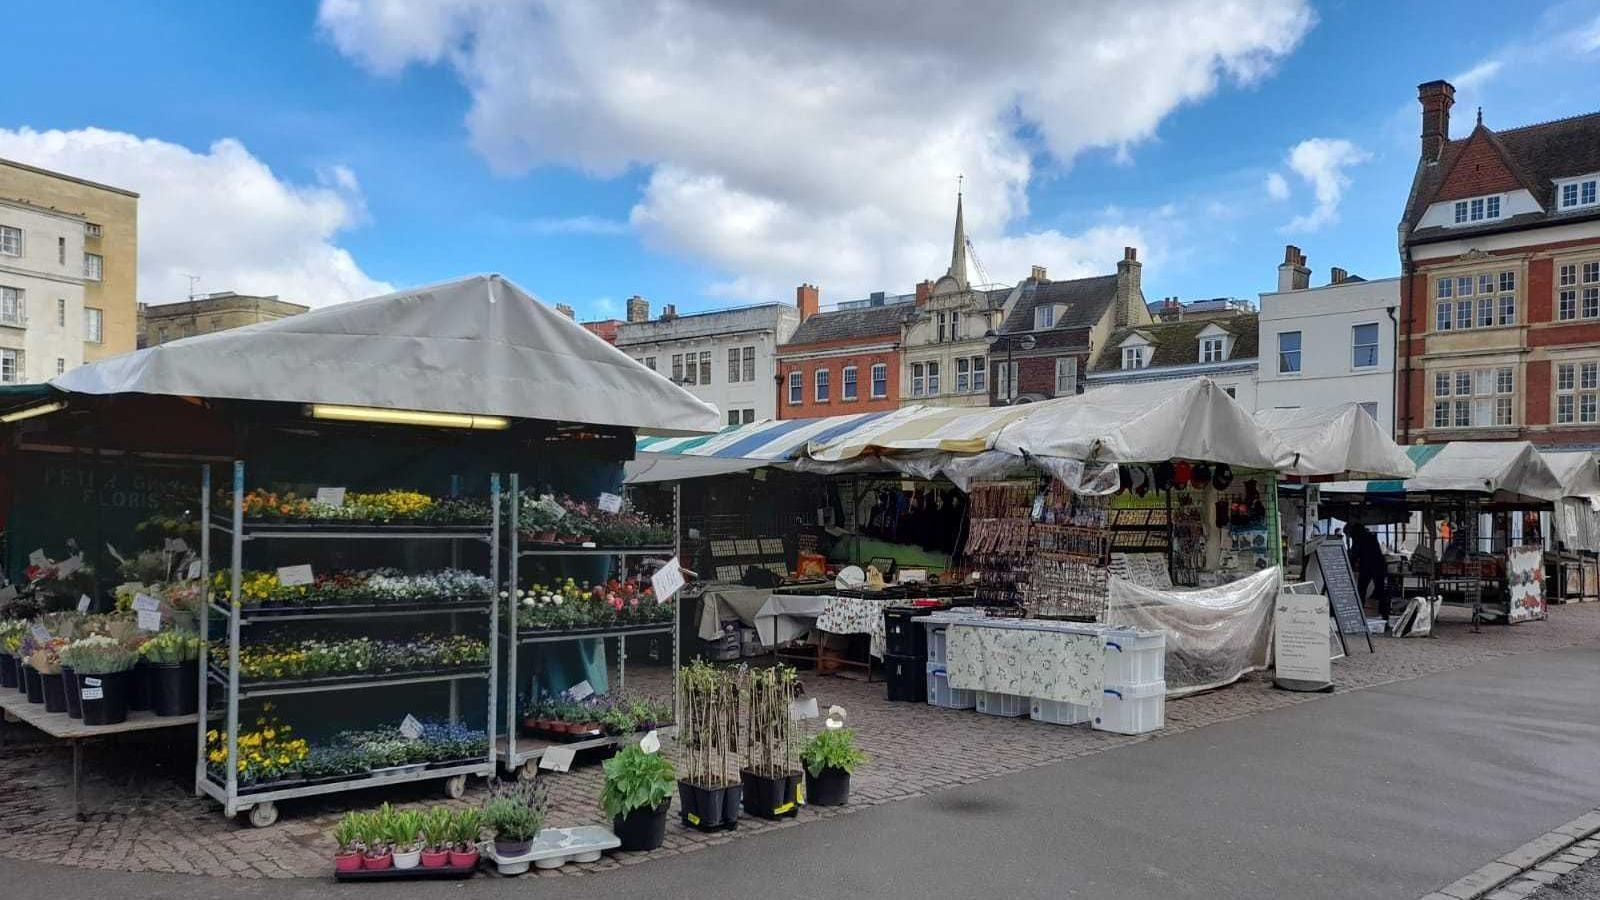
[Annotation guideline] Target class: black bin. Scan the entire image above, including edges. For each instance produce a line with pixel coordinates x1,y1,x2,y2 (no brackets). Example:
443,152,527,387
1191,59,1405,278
884,653,927,703
884,607,929,659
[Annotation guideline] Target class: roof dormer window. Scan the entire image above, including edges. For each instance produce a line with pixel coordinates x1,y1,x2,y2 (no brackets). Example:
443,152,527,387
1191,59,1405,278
1122,346,1146,370
1453,195,1501,225
1557,176,1598,211
1034,304,1055,330
1201,336,1225,363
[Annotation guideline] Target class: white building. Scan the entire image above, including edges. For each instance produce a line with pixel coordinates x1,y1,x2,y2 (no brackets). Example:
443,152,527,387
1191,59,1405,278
615,298,799,425
1256,245,1400,433
0,197,91,383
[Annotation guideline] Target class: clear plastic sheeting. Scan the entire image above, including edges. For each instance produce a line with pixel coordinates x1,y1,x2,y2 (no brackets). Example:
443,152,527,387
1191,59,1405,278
1106,566,1280,697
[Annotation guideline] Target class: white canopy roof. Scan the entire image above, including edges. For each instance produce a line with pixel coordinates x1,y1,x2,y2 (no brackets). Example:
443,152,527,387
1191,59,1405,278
1323,440,1564,503
1543,450,1600,500
991,378,1288,468
1252,404,1415,479
52,274,722,435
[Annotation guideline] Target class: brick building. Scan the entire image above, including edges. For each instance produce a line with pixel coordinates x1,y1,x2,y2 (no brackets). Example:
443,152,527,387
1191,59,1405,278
774,284,911,419
1397,80,1600,447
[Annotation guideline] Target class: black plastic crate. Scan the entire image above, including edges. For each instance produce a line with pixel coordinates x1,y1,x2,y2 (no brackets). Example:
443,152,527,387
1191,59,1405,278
883,653,927,703
884,607,930,658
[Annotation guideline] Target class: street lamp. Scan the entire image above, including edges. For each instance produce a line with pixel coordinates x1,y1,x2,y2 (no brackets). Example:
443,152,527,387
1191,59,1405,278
984,329,1035,405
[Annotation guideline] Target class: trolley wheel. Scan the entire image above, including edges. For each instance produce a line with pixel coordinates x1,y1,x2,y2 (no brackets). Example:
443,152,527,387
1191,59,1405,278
517,761,539,783
444,774,469,799
247,802,278,828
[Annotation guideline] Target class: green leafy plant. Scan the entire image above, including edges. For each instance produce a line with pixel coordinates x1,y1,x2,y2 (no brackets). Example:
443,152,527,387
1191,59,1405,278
388,808,425,853
138,630,204,664
362,804,395,855
483,779,547,843
450,808,484,851
599,743,676,819
59,634,138,674
801,728,869,777
332,812,364,854
421,807,455,852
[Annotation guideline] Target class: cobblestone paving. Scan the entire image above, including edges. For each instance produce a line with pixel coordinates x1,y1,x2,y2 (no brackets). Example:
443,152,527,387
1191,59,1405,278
2,603,1597,881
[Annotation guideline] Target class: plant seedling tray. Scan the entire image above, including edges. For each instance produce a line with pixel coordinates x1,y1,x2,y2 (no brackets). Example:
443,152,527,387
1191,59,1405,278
482,827,620,876
334,863,478,882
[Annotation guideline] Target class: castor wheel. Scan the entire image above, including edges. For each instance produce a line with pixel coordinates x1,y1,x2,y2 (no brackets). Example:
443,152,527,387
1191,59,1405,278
444,774,468,798
516,761,539,783
247,802,278,828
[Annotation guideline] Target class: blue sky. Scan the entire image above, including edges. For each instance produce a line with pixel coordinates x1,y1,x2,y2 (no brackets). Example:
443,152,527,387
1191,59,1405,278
2,1,1597,316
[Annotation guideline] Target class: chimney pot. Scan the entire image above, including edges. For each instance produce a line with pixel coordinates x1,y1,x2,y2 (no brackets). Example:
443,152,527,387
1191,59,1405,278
915,279,933,307
661,303,677,321
625,294,649,323
795,283,820,321
1031,265,1048,282
1417,79,1456,162
554,302,575,319
1330,267,1348,285
1123,246,1137,262
1277,245,1311,292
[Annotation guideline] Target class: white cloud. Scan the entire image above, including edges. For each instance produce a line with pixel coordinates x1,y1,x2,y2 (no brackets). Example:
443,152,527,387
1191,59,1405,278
319,0,1313,300
1264,171,1290,201
0,127,390,307
1281,138,1370,232
1451,59,1503,91
522,215,630,236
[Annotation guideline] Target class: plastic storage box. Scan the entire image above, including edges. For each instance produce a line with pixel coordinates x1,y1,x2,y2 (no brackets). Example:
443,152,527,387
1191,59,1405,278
925,665,976,710
924,625,949,665
884,654,927,703
1092,682,1166,735
1030,697,1093,725
975,691,1028,718
1102,631,1165,685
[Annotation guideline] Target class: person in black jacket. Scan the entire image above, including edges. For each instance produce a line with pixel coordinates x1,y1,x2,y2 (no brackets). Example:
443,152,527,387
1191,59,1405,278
1347,522,1390,618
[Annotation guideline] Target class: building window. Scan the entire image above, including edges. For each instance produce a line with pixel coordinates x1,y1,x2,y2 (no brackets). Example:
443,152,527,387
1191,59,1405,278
0,225,20,257
1433,366,1513,429
698,351,711,385
1035,305,1055,330
742,409,755,424
1359,401,1378,421
728,347,741,383
728,409,741,426
84,307,103,343
1224,386,1237,399
814,368,830,402
927,361,940,394
56,297,65,327
1434,271,1514,330
83,253,103,282
643,356,655,371
58,236,65,265
85,222,101,238
936,311,947,342
680,353,696,384
1200,336,1224,363
971,356,986,393
671,354,684,382
842,365,858,400
0,349,21,384
911,363,925,397
1453,196,1501,224
1556,362,1599,425
871,363,887,398
950,312,961,341
787,371,801,404
1277,331,1301,374
1351,323,1379,368
996,360,1019,401
1558,178,1599,210
742,346,755,382
1122,346,1145,370
0,286,24,327
1054,357,1077,395
55,357,65,376
955,357,970,393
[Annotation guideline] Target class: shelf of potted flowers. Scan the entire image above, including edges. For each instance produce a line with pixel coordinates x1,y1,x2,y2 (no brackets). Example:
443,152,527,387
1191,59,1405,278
213,633,491,695
228,488,491,530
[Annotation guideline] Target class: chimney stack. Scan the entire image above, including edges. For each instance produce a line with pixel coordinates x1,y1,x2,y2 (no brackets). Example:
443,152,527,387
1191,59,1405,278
1330,267,1348,285
661,303,678,321
1418,79,1455,162
1277,245,1310,293
1114,246,1143,326
915,279,933,307
626,294,649,323
796,283,820,321
554,302,575,319
1031,265,1049,282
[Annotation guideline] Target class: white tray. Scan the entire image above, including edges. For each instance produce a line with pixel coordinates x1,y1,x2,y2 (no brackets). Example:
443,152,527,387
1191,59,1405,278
482,826,621,875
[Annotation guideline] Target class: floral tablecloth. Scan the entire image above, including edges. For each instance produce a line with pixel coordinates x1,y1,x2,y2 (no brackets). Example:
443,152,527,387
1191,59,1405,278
814,596,895,659
944,621,1104,705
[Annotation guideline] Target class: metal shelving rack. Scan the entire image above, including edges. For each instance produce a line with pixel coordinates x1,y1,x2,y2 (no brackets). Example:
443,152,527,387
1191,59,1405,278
497,473,679,779
195,462,500,827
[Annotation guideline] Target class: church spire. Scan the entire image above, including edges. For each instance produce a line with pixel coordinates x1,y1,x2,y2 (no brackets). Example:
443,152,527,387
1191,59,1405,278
945,180,969,291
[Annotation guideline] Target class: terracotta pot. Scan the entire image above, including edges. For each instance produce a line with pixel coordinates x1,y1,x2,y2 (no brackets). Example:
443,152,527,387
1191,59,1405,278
419,849,450,868
362,851,394,870
447,849,479,868
334,852,363,873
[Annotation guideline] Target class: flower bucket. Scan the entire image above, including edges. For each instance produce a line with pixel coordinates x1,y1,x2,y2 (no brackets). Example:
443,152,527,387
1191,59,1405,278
61,666,82,719
0,654,16,688
447,849,479,869
804,766,851,806
678,779,741,831
613,799,670,851
362,851,393,870
40,672,67,713
148,662,199,717
126,661,152,712
393,848,421,870
77,671,130,726
740,768,802,820
493,838,532,858
22,666,44,704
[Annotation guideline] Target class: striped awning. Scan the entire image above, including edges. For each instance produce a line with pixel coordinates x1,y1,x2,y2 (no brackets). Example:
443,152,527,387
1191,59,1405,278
805,403,1041,461
634,406,925,462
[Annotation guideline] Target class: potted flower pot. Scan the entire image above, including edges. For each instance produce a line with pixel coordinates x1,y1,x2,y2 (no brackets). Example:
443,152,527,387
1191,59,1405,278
419,848,450,868
0,653,16,688
393,846,422,870
493,837,533,858
678,779,742,831
126,661,152,712
61,666,82,719
148,662,199,717
13,658,27,695
334,851,363,873
740,768,802,819
22,665,44,704
447,848,479,869
40,671,67,713
804,766,851,806
536,531,557,544
77,670,130,726
362,850,394,870
613,799,670,851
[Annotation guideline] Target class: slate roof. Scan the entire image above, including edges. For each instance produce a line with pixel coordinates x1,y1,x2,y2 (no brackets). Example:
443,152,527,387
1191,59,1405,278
1090,314,1259,373
1403,111,1600,245
781,301,912,348
987,274,1119,353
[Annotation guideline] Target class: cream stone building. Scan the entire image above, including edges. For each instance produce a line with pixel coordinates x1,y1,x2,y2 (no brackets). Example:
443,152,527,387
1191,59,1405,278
139,292,309,348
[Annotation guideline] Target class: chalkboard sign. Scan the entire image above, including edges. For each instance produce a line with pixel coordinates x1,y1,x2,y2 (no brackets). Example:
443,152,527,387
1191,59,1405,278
1313,542,1373,653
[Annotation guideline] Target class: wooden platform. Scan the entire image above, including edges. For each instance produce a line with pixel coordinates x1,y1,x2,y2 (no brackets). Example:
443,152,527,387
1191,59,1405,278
0,690,196,738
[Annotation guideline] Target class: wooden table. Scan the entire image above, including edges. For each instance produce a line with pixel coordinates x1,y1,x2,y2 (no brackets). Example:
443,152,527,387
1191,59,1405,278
0,690,196,819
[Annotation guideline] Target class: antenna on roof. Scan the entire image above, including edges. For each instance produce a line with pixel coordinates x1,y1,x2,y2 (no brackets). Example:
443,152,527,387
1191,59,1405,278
1476,106,1483,127
184,274,200,301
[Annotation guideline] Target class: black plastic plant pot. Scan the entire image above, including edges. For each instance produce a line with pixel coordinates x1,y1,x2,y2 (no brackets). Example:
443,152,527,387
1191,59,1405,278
77,670,130,726
613,799,671,851
61,666,82,719
126,662,152,712
23,666,44,704
0,653,16,688
13,658,27,694
40,671,67,713
804,767,851,807
678,780,742,831
148,662,199,717
740,768,802,820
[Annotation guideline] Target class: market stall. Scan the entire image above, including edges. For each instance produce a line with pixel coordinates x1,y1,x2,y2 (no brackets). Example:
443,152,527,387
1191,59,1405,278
1542,450,1600,603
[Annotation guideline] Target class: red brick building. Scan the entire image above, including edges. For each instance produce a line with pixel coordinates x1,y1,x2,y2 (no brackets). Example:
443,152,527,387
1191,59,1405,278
774,284,911,419
1397,80,1600,447
581,318,621,344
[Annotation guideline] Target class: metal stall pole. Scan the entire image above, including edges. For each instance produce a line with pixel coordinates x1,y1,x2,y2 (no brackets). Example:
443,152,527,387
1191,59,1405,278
672,481,681,734
226,460,245,816
505,474,520,774
194,465,211,797
486,473,500,780
448,474,462,725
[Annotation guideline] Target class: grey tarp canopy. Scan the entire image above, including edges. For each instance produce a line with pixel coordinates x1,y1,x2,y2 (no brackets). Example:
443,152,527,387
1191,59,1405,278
1544,450,1600,501
624,452,780,484
1322,441,1564,505
1253,404,1415,480
50,274,722,435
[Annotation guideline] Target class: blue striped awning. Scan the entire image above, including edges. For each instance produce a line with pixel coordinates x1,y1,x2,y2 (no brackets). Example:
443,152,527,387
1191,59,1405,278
635,408,919,462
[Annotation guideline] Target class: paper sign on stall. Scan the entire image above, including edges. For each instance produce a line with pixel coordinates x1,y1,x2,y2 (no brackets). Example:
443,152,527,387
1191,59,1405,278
137,609,162,631
1273,593,1332,691
131,594,161,613
0,585,16,604
597,492,623,514
563,680,595,702
650,557,685,603
30,623,51,643
789,697,819,721
28,549,48,568
55,555,84,577
277,565,315,587
315,487,347,508
163,538,189,554
399,714,424,740
187,559,204,580
539,746,577,772
77,594,92,614
80,677,103,701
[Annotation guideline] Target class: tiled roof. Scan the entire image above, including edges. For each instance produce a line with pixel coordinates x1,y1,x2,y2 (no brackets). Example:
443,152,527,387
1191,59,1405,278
991,275,1118,351
781,302,911,348
1090,314,1259,373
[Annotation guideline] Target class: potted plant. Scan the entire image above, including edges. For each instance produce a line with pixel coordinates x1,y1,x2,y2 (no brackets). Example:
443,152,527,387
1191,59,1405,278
483,779,547,859
448,808,483,869
59,635,137,725
390,807,424,870
419,807,454,868
361,804,394,870
333,812,365,873
741,664,802,819
31,642,68,713
139,630,202,716
800,706,869,807
600,701,638,737
0,621,22,688
677,660,742,831
600,739,676,851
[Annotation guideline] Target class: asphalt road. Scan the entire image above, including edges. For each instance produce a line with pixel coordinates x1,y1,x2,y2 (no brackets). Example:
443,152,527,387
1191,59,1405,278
4,645,1598,899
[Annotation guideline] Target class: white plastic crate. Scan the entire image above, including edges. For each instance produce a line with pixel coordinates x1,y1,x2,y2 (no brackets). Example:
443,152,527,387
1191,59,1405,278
925,665,976,710
924,625,949,665
975,691,1028,717
1030,697,1092,725
1092,681,1166,735
1102,631,1165,685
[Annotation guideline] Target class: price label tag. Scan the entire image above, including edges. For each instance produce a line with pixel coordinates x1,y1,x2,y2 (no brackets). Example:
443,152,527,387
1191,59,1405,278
131,593,161,613
163,537,190,554
789,697,819,721
539,746,577,772
77,594,92,614
55,554,84,577
399,714,424,740
650,556,685,603
28,548,48,568
315,487,347,508
563,680,594,702
81,679,103,701
597,492,623,514
187,559,204,581
137,608,162,631
277,564,314,587
30,623,51,643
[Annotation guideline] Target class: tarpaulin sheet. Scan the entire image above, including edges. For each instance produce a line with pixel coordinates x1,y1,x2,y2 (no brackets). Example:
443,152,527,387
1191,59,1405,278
1254,404,1415,479
1106,566,1280,697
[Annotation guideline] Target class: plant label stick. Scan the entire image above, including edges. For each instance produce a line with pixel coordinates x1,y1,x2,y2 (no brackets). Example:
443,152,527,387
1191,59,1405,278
77,594,91,614
137,609,162,632
30,623,51,643
564,680,594,701
315,487,346,508
187,559,203,580
399,714,424,740
132,593,161,613
539,746,576,772
277,564,314,587
597,492,622,514
80,678,103,701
